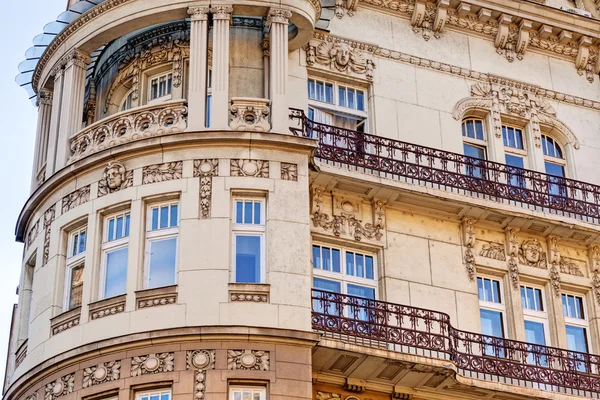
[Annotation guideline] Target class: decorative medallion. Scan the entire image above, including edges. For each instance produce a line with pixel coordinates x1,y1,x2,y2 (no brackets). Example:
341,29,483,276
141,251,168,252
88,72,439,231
281,163,298,181
131,353,174,376
44,374,74,400
82,361,120,388
98,161,133,197
227,350,270,371
230,159,269,178
186,350,216,370
194,159,219,219
142,162,183,184
61,186,91,214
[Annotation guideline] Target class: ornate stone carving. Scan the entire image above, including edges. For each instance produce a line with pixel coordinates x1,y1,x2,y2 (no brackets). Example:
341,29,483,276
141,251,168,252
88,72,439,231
479,242,506,261
24,393,36,400
90,301,125,320
98,161,133,197
210,5,233,19
462,218,476,281
188,6,209,21
559,257,584,277
316,392,342,400
506,228,520,289
26,219,40,250
131,353,175,376
63,48,91,70
195,370,207,400
186,350,216,370
194,159,219,219
518,239,547,269
306,33,376,81
61,186,90,214
231,159,269,178
281,163,298,181
229,98,270,131
137,295,177,309
43,205,56,265
267,8,292,25
142,162,183,184
44,374,74,400
312,187,385,242
411,0,449,41
70,102,188,164
83,361,120,388
52,315,80,336
547,236,561,297
227,350,270,371
230,293,268,302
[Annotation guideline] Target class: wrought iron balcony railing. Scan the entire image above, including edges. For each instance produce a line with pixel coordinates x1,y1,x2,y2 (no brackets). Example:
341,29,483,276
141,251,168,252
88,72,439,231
312,289,600,396
290,109,600,223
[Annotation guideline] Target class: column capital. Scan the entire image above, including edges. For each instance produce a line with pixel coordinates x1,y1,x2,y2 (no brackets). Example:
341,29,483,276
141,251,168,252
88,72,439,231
37,89,53,106
267,8,292,25
188,6,210,21
51,64,64,81
210,5,233,20
63,48,91,69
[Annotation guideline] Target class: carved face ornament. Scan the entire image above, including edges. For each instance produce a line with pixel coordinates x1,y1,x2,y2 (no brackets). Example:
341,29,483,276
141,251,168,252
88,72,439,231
522,240,541,264
332,43,350,67
105,163,125,190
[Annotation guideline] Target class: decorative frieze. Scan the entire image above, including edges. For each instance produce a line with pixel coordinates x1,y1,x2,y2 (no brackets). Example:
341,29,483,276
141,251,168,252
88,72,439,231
44,374,74,400
194,159,219,219
227,350,270,371
137,295,177,309
51,313,80,336
42,205,56,265
506,228,520,289
229,97,271,132
131,353,175,376
518,239,548,269
559,257,584,277
142,162,183,184
195,370,207,400
230,159,269,178
316,392,341,400
547,236,561,297
89,295,126,320
411,0,450,41
479,242,506,261
83,361,120,388
98,161,133,197
281,163,298,181
186,350,216,370
230,293,268,302
306,33,376,81
61,186,90,214
26,219,40,250
462,218,476,281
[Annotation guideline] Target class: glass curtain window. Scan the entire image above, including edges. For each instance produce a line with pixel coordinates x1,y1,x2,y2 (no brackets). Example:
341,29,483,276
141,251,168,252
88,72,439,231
146,203,179,288
233,199,265,284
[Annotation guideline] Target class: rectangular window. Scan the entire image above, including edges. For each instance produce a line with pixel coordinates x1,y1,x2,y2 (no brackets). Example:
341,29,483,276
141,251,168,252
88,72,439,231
521,285,549,365
137,390,171,400
145,202,179,289
70,227,87,258
562,293,590,371
67,265,84,310
149,72,173,101
233,199,265,284
65,227,87,310
229,387,266,400
477,277,505,357
502,126,524,150
101,212,130,299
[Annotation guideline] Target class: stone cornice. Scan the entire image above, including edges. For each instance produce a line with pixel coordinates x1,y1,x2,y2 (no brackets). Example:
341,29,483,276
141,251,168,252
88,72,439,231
343,0,600,82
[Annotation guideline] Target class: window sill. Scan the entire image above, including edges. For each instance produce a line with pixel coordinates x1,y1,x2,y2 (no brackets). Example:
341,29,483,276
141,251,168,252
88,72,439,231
135,285,178,309
89,294,126,321
228,283,270,303
50,307,81,336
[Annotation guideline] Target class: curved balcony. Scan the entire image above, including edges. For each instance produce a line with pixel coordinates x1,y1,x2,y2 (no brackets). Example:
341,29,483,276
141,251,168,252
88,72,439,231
290,110,600,224
68,100,188,164
312,290,600,397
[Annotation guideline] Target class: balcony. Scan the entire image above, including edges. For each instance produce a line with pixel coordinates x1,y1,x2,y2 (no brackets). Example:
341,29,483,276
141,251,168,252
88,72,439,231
289,110,600,224
312,289,600,397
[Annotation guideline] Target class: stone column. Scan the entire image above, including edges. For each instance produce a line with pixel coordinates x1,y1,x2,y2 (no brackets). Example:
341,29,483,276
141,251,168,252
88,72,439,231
55,49,91,171
46,66,65,177
31,89,53,190
209,6,233,130
187,6,210,131
268,8,292,133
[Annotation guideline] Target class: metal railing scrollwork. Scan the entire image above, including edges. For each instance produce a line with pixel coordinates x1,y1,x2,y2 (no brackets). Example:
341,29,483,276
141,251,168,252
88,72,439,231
312,290,600,396
290,109,600,223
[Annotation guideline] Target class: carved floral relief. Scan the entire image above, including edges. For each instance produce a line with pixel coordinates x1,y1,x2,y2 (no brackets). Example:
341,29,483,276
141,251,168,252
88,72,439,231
479,242,506,261
281,163,298,181
142,162,183,184
43,205,56,265
230,159,269,178
131,353,175,376
194,159,219,219
186,350,216,370
83,361,120,388
227,350,270,371
44,374,74,400
462,218,476,281
61,186,91,214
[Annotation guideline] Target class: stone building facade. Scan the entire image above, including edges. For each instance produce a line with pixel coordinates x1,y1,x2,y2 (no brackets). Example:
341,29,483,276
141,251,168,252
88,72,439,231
5,1,600,400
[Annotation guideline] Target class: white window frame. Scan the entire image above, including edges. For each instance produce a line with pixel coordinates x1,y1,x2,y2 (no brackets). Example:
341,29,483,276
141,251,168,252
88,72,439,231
232,198,266,284
541,134,567,174
312,242,378,298
477,276,507,338
64,227,87,310
307,77,368,130
229,386,266,400
562,292,591,352
462,118,487,154
145,202,180,289
521,284,551,347
148,71,173,103
502,124,527,159
120,89,134,112
100,211,131,299
136,389,172,400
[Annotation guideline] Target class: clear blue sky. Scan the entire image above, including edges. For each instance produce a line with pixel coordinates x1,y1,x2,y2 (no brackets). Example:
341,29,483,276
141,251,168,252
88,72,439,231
0,0,66,383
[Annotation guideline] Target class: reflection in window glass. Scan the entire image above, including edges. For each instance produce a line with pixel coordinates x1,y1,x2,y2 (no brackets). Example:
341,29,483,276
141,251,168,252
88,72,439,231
148,237,177,288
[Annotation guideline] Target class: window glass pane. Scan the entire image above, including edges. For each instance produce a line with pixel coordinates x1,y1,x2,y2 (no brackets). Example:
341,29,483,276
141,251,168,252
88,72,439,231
546,137,556,157
313,277,341,293
348,89,355,109
325,83,333,103
566,325,588,352
520,286,526,309
505,154,525,187
235,235,262,283
526,287,535,309
322,247,331,271
535,289,543,311
568,295,576,317
69,266,84,309
254,202,261,224
467,120,475,139
483,279,492,301
104,247,128,298
545,162,565,177
150,395,159,400
502,126,508,146
347,284,375,299
234,393,241,400
316,81,324,101
477,277,484,300
206,94,212,127
160,206,169,229
307,80,315,99
116,216,123,240
72,233,79,257
346,252,355,276
525,321,546,346
332,249,341,273
515,129,524,149
356,254,364,278
151,207,159,230
492,280,501,303
366,256,374,279
357,90,365,111
170,204,179,227
575,297,584,319
507,127,516,148
338,87,346,107
125,214,130,237
108,219,115,241
79,231,86,254
161,394,170,400
480,309,504,338
236,201,243,224
475,120,484,140
244,201,253,224
148,237,177,288
562,294,568,317
312,245,321,269
463,143,485,160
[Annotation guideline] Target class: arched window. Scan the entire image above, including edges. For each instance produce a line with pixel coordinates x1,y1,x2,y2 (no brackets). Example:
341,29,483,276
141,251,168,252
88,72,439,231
120,89,134,112
462,118,487,177
541,135,566,177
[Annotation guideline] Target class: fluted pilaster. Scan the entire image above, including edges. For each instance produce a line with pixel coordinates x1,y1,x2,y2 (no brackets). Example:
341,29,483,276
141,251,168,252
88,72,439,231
46,67,65,176
187,6,210,131
210,6,233,130
268,8,292,133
